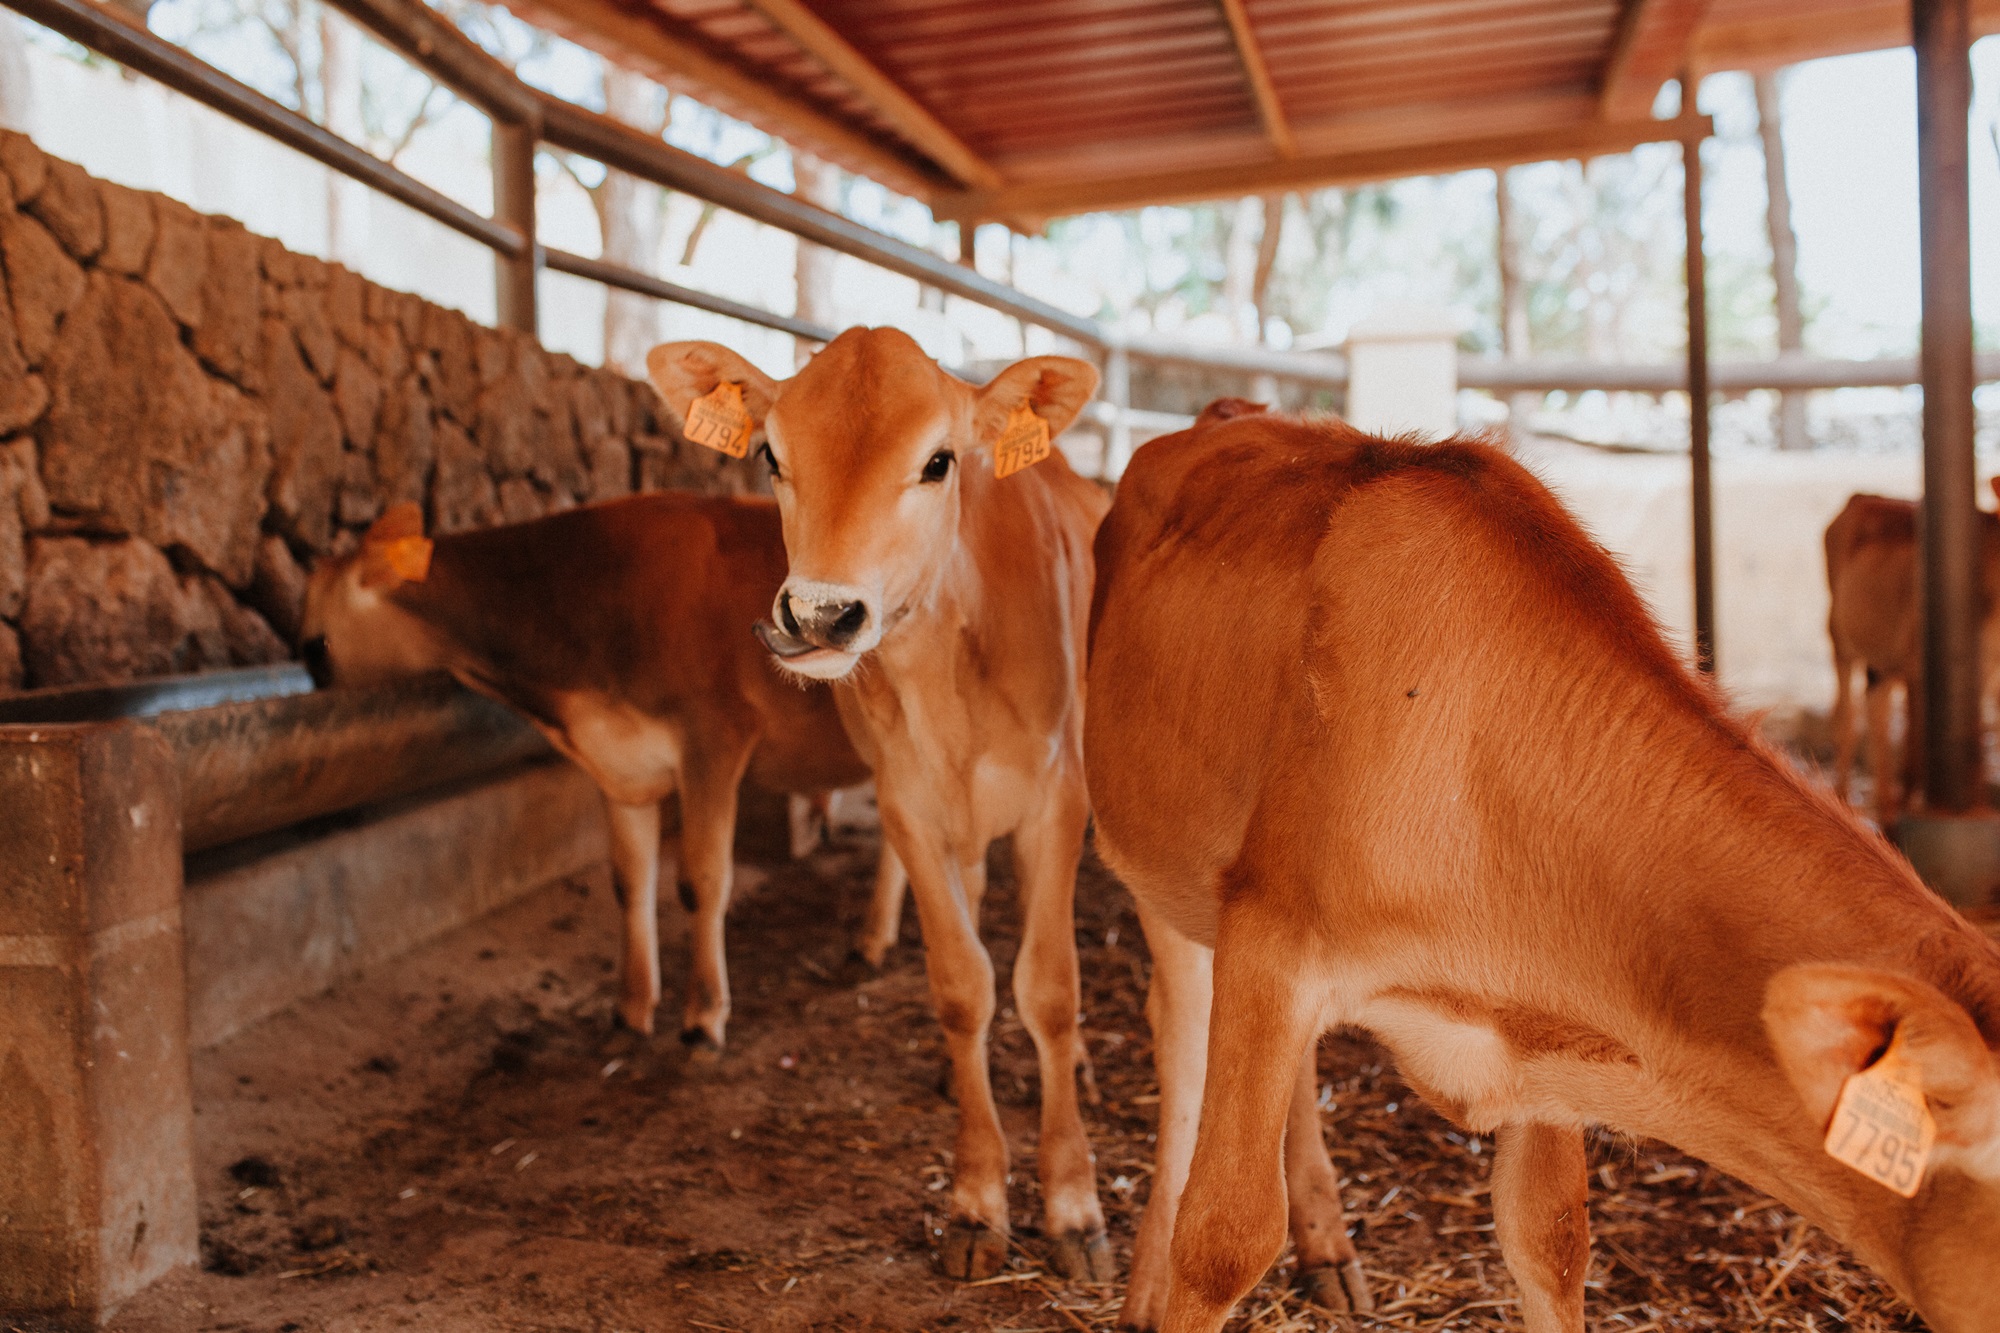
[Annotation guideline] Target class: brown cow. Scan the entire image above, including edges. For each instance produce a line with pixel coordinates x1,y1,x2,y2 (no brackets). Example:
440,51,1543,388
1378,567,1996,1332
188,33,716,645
647,328,1115,1281
300,493,906,1049
1826,485,2000,825
1087,411,2000,1333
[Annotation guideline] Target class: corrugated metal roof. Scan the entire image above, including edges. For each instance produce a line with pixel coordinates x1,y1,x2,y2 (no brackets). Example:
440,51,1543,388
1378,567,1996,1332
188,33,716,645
505,0,2000,218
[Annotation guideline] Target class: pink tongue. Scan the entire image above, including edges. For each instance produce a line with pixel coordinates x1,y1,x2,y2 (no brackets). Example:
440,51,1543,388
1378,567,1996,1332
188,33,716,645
754,619,820,659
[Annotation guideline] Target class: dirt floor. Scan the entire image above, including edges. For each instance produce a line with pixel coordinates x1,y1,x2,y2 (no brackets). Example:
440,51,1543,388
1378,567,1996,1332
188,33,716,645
103,817,1958,1333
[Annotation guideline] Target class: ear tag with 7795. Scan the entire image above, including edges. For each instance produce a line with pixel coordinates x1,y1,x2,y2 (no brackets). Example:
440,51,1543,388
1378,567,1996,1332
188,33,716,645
684,381,754,458
994,402,1051,479
1823,1044,1936,1198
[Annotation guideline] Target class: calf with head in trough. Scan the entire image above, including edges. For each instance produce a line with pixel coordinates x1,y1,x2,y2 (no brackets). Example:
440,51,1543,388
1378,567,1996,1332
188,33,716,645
301,493,906,1050
1086,407,2000,1332
648,327,1114,1281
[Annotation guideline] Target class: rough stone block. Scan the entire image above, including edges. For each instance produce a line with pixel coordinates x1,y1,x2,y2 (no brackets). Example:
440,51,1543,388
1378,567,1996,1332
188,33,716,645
325,263,364,347
373,374,434,508
0,441,28,618
0,128,49,204
277,284,336,382
2,207,86,366
0,263,46,434
192,220,262,392
262,317,342,552
247,534,306,643
332,344,382,448
95,181,154,277
497,476,544,524
41,274,269,585
0,721,198,1327
143,196,205,331
21,156,102,262
19,537,234,687
0,621,19,691
429,418,496,534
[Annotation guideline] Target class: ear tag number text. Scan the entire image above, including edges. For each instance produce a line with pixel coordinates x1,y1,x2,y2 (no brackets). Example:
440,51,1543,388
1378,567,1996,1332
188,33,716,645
994,402,1051,479
684,381,754,458
1824,1046,1936,1198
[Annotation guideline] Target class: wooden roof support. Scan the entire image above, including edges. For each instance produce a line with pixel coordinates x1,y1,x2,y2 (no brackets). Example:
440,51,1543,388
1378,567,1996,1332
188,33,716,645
495,0,946,200
1216,0,1297,158
1692,0,2000,74
739,0,1004,189
937,112,1711,224
1601,0,1712,120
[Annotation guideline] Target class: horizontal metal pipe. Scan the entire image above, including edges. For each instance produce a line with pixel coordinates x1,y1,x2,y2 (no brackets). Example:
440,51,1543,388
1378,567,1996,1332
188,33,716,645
1,0,526,256
1119,335,1349,384
533,92,1109,347
544,248,837,343
1460,352,2000,393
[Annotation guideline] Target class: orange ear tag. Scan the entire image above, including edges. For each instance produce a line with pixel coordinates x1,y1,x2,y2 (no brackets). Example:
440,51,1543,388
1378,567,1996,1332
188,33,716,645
363,535,433,587
1823,1045,1936,1198
683,380,754,458
993,402,1051,479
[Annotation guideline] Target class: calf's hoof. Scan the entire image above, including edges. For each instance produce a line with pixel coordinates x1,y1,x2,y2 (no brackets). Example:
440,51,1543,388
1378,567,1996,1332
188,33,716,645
935,1218,1009,1281
679,1028,725,1067
612,1005,655,1038
836,948,884,987
1296,1256,1373,1314
1048,1226,1116,1283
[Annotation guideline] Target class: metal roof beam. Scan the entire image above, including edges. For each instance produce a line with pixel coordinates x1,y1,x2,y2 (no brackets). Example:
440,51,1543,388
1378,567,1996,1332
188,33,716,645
1216,0,1297,158
740,0,1003,190
1600,0,1712,119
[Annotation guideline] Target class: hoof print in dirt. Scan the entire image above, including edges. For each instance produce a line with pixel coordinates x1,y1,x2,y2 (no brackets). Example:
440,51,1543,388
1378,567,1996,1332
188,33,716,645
201,1237,256,1276
1295,1256,1374,1315
293,1216,350,1252
679,1028,724,1065
934,1218,1009,1281
1047,1227,1116,1283
227,1155,281,1189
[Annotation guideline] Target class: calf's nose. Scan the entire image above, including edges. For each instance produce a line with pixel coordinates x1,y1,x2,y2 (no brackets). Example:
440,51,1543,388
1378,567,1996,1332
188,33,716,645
780,589,871,650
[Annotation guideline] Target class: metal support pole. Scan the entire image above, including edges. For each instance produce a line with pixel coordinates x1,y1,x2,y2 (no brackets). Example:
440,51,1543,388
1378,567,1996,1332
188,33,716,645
1915,0,1982,813
492,115,540,335
1683,127,1715,675
1103,341,1132,480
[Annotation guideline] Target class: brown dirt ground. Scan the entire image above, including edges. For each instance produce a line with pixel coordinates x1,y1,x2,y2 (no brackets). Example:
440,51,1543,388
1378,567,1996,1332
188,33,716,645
100,817,1970,1333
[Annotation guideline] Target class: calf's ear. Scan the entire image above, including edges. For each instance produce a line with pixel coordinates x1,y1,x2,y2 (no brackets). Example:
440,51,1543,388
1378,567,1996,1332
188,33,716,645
358,501,431,591
646,341,784,429
1764,963,2000,1174
973,356,1100,450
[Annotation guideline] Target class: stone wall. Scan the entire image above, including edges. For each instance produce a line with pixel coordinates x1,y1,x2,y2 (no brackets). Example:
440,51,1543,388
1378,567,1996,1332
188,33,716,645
0,131,761,693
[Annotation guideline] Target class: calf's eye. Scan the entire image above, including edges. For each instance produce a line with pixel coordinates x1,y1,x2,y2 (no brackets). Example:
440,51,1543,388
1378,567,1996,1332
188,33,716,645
921,450,954,483
758,442,780,477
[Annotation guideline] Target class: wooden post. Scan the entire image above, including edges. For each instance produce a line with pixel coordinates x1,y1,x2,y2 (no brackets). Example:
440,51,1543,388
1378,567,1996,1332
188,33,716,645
1914,0,1981,813
492,114,540,335
1684,124,1715,675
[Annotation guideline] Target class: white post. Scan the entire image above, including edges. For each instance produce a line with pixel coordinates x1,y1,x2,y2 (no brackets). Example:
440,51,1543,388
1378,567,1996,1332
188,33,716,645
1343,305,1461,438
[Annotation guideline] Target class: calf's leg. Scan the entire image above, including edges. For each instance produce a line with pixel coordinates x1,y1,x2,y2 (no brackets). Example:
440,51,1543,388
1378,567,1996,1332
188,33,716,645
1011,788,1111,1280
1492,1122,1589,1333
885,807,1010,1280
606,798,663,1034
676,745,751,1052
1865,674,1900,825
1831,650,1856,804
1121,905,1212,1330
1162,912,1321,1333
1285,1046,1371,1314
853,843,908,969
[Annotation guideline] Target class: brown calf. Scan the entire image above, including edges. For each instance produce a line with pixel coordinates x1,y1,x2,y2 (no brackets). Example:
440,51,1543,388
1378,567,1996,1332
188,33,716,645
300,493,905,1048
1087,412,2000,1333
647,329,1115,1281
1825,485,2000,824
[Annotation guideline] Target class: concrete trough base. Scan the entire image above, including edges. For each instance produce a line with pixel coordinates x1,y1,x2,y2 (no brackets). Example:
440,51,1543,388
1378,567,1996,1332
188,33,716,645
1893,809,2000,910
182,758,610,1050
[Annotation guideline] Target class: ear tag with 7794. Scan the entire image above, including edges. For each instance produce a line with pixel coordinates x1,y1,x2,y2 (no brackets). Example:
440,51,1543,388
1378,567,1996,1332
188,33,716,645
684,381,754,458
1823,1043,1936,1198
994,402,1051,479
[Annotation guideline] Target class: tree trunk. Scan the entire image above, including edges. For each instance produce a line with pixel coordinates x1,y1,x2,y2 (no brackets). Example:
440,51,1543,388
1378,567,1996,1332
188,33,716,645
320,13,367,268
595,66,667,378
1251,192,1284,344
793,154,840,368
1221,196,1261,343
1756,69,1810,450
0,16,31,134
1495,166,1537,441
